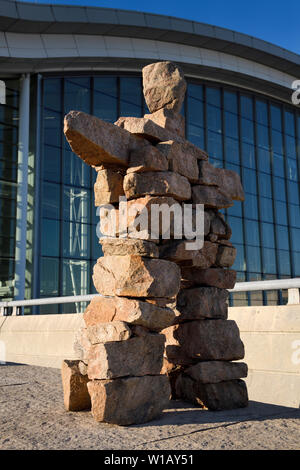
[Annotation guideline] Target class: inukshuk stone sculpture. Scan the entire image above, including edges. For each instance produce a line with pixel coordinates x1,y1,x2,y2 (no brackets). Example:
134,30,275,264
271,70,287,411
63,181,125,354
61,61,248,425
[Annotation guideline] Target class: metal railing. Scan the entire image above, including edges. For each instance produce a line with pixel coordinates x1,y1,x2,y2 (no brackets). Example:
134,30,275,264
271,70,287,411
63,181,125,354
0,278,299,316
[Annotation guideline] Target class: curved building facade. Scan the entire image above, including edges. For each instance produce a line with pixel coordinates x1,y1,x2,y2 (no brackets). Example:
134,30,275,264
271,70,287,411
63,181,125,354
0,1,299,311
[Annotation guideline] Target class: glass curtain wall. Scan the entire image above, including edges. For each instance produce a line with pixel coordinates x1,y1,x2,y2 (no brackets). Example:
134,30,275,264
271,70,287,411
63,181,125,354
0,78,19,301
39,74,300,309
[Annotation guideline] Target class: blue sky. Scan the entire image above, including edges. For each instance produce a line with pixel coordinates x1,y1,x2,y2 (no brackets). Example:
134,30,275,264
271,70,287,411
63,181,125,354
21,0,299,54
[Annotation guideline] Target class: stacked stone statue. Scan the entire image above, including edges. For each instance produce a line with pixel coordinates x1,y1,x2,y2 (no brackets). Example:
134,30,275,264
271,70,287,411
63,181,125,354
61,61,248,425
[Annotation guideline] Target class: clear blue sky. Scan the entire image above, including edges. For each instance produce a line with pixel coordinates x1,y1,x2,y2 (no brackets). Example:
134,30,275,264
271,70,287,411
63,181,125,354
22,0,300,55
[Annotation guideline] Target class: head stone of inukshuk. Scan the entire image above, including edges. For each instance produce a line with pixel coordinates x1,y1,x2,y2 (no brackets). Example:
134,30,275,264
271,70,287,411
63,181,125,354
61,61,248,425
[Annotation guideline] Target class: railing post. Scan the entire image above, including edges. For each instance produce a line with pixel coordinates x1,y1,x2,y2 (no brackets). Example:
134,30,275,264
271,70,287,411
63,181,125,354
288,288,300,305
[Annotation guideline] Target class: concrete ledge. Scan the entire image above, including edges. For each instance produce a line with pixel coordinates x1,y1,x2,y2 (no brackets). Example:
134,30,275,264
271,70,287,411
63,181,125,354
0,314,84,368
229,305,300,408
0,305,299,407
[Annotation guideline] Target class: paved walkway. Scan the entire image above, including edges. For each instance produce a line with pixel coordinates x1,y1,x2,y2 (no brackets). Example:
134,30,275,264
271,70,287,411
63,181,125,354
0,363,299,450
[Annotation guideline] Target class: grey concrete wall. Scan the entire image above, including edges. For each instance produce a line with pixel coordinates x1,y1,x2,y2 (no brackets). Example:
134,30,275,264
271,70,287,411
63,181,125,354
229,305,300,408
0,305,299,407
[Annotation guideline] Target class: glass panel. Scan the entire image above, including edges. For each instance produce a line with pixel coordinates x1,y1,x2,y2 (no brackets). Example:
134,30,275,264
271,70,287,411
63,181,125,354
64,77,91,114
93,76,118,123
244,219,260,246
187,84,204,126
0,236,15,257
62,221,90,258
240,95,253,120
255,100,268,125
270,104,282,131
258,172,272,198
62,259,89,296
120,77,142,117
224,90,238,113
286,159,298,181
41,218,60,257
260,197,274,223
207,104,222,133
41,182,60,219
289,204,300,227
291,228,300,252
246,245,261,272
224,137,239,164
242,168,257,195
0,216,16,238
206,87,221,107
187,124,204,149
40,257,59,296
285,135,296,158
63,148,90,188
43,109,61,148
284,110,295,136
287,181,299,205
43,145,61,182
276,225,290,250
224,111,238,138
271,130,283,155
243,194,258,220
43,78,61,112
256,124,269,149
62,186,91,223
273,177,286,201
227,216,244,244
293,252,300,276
0,105,19,127
241,142,256,169
257,148,271,174
273,153,285,177
277,250,291,276
0,124,18,144
241,118,254,144
231,243,245,271
227,200,242,217
275,200,288,226
207,130,223,160
261,222,275,248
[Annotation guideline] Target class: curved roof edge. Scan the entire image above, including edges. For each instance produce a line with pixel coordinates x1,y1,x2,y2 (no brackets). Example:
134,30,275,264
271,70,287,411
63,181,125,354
1,0,300,77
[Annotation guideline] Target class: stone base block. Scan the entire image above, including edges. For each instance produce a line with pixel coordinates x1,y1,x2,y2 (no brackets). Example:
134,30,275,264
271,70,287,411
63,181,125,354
87,375,170,425
61,360,91,411
175,376,248,410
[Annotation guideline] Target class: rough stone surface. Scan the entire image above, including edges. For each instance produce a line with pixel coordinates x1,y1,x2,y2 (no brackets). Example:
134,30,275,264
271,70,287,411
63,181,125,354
175,377,248,410
192,185,233,209
156,140,199,182
61,360,91,411
209,211,232,239
180,267,237,289
100,237,159,258
218,169,245,201
86,321,132,344
198,163,244,202
94,168,124,205
73,328,91,362
127,145,168,173
87,334,165,379
93,255,181,298
215,244,237,268
184,361,248,384
142,61,187,113
87,374,170,425
64,111,145,167
83,296,176,332
176,287,228,321
163,320,244,363
125,195,182,240
123,171,191,201
145,108,185,138
115,116,179,144
159,240,218,268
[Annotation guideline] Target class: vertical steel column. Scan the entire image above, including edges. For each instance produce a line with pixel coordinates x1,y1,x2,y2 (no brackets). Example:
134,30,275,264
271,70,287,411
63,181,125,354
14,74,30,302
